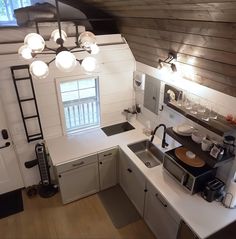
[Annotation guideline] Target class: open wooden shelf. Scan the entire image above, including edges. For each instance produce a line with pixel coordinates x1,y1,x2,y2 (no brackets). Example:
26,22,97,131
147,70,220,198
166,101,236,136
166,127,235,168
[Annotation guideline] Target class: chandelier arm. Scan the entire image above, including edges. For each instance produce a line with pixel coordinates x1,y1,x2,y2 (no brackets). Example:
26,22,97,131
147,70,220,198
47,58,56,65
71,49,87,53
55,0,63,45
76,59,83,64
69,46,83,51
44,46,57,52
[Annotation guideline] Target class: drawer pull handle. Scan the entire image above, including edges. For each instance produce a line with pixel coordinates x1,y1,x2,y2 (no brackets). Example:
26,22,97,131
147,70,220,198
103,153,112,157
127,168,132,173
72,161,84,167
100,162,103,165
155,193,167,208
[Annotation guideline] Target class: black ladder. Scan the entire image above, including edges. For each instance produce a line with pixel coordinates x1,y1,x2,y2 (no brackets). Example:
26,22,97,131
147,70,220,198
11,65,44,143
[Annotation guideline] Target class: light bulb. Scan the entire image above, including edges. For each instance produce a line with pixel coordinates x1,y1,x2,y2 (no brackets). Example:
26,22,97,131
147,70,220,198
51,29,67,43
24,33,45,53
30,60,49,79
18,45,33,60
90,44,100,55
78,31,96,50
82,56,97,72
55,51,77,72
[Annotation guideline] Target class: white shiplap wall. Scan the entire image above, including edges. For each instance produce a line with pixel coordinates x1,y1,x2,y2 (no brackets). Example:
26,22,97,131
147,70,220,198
135,61,236,184
0,34,135,186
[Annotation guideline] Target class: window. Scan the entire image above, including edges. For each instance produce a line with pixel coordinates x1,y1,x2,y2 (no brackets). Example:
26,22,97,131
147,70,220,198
58,77,100,133
0,0,33,26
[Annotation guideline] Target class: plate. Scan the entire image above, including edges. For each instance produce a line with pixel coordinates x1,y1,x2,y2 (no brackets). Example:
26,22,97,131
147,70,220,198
177,124,195,134
173,126,193,136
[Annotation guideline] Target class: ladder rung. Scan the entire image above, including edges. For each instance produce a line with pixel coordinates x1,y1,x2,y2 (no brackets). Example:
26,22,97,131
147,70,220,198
11,65,29,70
20,98,35,102
28,137,43,142
28,133,42,138
14,77,31,81
24,115,39,120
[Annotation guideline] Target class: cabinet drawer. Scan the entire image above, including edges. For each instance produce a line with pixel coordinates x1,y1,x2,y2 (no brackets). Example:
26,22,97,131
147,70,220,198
56,154,98,174
98,147,118,161
148,181,180,224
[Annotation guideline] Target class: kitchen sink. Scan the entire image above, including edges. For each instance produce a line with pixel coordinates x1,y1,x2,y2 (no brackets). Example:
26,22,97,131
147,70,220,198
128,140,164,168
101,122,135,136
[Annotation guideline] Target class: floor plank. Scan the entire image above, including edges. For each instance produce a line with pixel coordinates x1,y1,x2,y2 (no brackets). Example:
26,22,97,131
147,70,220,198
0,191,155,239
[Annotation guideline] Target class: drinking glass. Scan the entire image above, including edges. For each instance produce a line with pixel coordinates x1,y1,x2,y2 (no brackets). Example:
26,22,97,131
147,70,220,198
197,98,206,114
201,100,211,121
209,103,218,120
190,95,199,115
183,94,192,110
177,91,183,107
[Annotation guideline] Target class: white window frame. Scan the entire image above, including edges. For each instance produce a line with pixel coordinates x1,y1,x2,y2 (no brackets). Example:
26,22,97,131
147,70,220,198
0,0,33,26
56,75,101,135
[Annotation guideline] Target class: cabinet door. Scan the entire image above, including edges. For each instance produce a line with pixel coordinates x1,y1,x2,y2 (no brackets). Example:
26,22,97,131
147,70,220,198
58,162,99,204
144,182,180,239
119,149,146,216
99,148,118,191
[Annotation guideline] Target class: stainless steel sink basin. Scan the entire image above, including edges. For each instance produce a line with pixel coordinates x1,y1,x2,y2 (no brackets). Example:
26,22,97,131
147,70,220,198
128,140,164,168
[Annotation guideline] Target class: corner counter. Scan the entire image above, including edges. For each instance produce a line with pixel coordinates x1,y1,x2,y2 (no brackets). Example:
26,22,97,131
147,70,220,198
46,120,236,239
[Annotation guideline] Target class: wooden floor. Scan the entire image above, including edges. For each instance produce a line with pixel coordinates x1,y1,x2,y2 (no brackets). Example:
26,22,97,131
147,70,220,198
0,191,155,239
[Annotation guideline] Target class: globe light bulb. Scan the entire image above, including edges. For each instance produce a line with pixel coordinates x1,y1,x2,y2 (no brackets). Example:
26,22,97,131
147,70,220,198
78,31,96,50
24,33,45,53
81,56,97,72
51,29,67,43
18,45,33,60
55,51,77,72
90,44,100,55
30,60,49,79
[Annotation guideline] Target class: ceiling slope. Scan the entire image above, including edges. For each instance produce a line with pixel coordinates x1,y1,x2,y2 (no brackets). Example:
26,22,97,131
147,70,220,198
74,0,236,97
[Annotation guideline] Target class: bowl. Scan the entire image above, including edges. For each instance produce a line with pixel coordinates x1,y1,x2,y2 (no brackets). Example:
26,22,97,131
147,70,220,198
191,131,205,144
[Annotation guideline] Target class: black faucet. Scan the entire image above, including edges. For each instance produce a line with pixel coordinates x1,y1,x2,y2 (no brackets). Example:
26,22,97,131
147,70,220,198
150,124,169,148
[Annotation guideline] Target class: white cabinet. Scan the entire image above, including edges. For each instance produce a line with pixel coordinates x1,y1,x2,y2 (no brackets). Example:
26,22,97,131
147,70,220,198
98,147,118,191
144,181,180,239
57,154,99,204
119,149,146,216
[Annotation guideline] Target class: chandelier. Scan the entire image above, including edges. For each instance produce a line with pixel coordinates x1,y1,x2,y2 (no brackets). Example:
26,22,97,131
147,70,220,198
18,0,100,79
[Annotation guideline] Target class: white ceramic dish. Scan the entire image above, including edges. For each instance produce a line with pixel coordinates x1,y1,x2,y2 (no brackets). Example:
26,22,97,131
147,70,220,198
191,131,205,144
173,125,195,136
177,124,195,134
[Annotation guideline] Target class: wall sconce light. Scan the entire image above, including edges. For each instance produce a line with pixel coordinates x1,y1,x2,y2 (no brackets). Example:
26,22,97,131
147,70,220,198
157,52,177,72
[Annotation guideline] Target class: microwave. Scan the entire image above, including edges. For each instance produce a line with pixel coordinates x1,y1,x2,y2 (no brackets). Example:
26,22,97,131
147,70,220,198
163,148,216,194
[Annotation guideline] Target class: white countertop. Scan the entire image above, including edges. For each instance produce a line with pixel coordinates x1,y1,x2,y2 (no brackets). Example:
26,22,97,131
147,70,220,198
46,120,236,239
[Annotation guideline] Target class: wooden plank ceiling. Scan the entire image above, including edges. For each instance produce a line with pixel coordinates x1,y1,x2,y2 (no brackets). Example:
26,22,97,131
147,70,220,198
77,0,236,97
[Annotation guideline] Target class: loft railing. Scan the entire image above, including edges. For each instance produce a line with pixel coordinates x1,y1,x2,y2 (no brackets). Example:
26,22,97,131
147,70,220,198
63,98,99,131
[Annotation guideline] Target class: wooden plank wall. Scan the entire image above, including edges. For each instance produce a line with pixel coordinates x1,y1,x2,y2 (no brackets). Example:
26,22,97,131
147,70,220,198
78,0,236,97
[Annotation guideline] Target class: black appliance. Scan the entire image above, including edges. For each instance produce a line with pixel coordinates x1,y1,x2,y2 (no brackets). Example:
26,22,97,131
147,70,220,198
163,147,216,194
202,178,225,202
25,143,57,198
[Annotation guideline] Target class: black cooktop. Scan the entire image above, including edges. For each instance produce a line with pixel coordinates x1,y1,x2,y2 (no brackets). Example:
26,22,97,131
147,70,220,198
101,122,135,136
165,147,214,177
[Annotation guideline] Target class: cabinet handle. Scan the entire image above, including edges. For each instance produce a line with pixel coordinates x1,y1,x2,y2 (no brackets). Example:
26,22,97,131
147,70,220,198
144,189,148,192
103,153,112,157
72,161,84,167
127,168,132,173
155,193,167,208
100,162,103,165
58,175,61,178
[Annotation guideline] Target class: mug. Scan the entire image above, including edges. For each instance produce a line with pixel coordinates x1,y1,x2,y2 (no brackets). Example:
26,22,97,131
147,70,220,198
201,138,213,151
